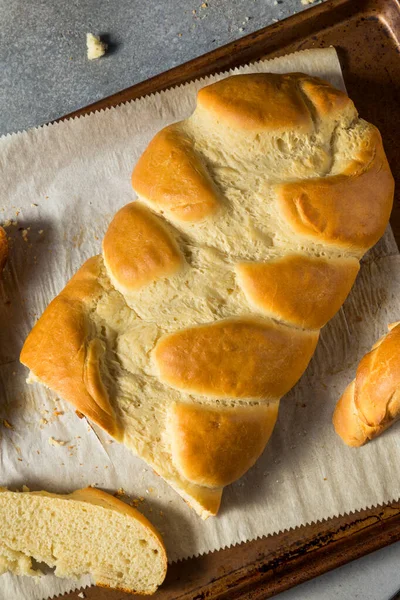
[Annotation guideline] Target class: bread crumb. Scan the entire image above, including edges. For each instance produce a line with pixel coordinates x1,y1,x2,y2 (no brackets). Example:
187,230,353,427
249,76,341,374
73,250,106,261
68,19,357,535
78,593,86,599
48,437,67,446
22,485,30,492
31,203,38,207
53,409,64,417
301,0,316,4
38,230,44,235
201,2,207,7
114,488,125,497
105,439,113,444
21,228,30,242
39,418,48,426
86,33,107,60
3,419,14,430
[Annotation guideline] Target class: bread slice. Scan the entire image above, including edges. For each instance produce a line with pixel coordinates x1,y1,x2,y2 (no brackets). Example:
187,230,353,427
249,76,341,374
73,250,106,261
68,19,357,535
0,486,167,594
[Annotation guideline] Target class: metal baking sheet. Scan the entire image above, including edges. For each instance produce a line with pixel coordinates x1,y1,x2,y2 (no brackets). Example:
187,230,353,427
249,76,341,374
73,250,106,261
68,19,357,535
55,0,400,597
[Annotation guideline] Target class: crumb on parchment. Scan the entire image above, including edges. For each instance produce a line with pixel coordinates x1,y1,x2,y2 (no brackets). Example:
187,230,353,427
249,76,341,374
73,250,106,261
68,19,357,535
48,437,67,446
3,419,13,430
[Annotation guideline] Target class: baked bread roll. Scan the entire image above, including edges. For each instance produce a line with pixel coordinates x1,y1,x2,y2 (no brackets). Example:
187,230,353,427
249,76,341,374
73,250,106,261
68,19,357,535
0,226,8,274
333,322,400,446
21,73,394,517
0,486,166,594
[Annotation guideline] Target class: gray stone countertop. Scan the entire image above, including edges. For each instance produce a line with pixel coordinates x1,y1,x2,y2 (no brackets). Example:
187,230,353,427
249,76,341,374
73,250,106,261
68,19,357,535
2,1,400,599
2,0,323,136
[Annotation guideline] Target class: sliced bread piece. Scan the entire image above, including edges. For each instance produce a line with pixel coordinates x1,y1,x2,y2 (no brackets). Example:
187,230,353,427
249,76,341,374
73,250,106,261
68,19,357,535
0,486,167,594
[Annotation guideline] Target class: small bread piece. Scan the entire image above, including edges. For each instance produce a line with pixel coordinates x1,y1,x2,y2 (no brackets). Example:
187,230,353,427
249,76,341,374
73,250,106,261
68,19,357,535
86,33,107,60
0,227,8,273
0,486,166,594
333,322,400,446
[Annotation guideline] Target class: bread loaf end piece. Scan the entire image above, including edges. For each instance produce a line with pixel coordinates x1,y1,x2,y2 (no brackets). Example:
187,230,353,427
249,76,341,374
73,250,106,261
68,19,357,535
333,322,400,446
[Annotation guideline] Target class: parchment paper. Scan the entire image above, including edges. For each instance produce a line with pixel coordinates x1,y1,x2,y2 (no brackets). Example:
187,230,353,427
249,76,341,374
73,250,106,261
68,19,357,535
1,48,400,600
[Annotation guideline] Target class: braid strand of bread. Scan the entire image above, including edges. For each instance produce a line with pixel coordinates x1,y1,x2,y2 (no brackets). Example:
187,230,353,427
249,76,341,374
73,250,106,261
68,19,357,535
21,73,394,517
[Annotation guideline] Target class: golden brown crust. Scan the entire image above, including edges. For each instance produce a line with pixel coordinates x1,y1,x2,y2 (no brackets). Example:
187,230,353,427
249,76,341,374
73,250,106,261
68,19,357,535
355,323,400,429
197,73,314,132
236,255,360,329
0,227,8,274
20,257,121,439
132,125,220,222
168,402,279,487
333,323,400,446
167,479,222,519
332,382,368,447
300,77,354,120
277,128,394,252
102,202,183,292
154,318,319,399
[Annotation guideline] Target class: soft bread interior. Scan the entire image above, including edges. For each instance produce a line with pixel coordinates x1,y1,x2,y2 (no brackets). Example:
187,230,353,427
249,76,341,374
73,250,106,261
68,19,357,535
0,487,166,594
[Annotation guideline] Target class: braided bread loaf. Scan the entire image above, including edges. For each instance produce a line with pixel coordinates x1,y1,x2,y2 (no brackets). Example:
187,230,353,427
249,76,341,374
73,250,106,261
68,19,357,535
21,73,394,518
333,322,400,447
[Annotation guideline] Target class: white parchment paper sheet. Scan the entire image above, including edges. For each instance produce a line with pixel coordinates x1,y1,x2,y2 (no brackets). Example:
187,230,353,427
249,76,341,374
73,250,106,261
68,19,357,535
0,48,399,600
